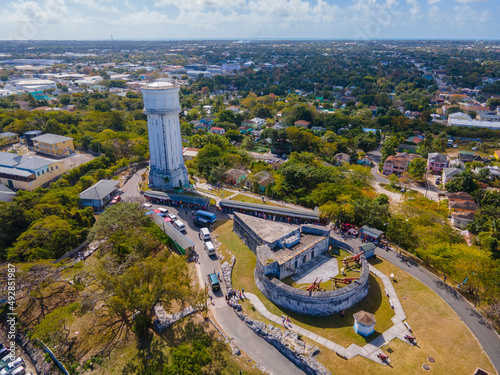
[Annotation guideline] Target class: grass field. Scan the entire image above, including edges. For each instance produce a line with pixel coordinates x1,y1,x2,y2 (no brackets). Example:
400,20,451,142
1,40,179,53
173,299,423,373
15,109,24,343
228,193,285,207
213,219,496,375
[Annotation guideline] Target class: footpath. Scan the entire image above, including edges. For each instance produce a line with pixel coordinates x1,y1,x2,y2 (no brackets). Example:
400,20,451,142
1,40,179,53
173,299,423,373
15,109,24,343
335,232,500,374
244,261,414,365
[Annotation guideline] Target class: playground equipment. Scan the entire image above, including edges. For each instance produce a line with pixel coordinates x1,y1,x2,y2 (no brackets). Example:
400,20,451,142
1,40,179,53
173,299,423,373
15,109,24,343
342,251,364,268
306,278,322,291
330,277,359,288
377,353,388,362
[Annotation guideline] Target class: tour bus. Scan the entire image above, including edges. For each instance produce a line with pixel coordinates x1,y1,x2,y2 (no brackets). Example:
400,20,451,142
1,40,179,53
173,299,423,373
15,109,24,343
195,210,216,223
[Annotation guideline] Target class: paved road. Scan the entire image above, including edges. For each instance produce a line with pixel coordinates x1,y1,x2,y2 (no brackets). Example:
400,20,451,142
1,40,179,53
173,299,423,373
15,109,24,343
120,167,146,202
336,233,500,374
122,174,305,375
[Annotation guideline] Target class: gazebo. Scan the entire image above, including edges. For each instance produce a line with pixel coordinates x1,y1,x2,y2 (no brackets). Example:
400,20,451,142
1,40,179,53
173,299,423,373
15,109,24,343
353,310,376,337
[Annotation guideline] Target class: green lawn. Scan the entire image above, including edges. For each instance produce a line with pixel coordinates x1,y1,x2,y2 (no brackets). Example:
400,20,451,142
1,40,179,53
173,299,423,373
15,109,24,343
196,187,235,199
214,219,496,375
228,194,285,207
213,220,395,347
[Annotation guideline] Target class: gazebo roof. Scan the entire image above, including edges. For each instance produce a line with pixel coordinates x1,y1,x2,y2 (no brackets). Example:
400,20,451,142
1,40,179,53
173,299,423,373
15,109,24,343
353,310,376,326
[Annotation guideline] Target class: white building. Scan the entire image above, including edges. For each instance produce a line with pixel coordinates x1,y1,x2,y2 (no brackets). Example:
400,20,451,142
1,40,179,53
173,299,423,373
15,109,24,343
13,79,57,91
142,82,189,191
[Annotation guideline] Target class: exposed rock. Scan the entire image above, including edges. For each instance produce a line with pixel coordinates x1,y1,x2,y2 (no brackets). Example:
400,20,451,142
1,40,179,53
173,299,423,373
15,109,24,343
234,311,331,375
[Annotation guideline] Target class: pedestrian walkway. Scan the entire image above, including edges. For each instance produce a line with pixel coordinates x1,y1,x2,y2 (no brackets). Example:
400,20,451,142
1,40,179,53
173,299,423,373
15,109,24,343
333,231,500,373
244,261,414,365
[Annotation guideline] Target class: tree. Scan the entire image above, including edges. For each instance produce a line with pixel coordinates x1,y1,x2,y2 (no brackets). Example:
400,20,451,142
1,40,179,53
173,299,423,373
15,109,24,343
194,143,223,180
320,194,355,225
445,171,479,194
408,158,427,181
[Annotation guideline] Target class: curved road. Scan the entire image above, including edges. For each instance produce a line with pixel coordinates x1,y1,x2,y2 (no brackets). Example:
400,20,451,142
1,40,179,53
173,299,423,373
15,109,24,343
336,233,500,374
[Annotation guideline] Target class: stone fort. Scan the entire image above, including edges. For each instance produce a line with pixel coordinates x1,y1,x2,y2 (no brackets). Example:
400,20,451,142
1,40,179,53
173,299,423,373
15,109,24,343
233,213,370,316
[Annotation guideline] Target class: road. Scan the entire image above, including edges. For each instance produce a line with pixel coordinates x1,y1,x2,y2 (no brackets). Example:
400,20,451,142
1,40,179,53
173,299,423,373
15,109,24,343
121,175,305,375
370,164,440,202
335,233,500,374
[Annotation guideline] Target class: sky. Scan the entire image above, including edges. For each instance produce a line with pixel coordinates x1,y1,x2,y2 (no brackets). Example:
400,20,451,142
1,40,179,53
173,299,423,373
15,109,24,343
0,0,498,41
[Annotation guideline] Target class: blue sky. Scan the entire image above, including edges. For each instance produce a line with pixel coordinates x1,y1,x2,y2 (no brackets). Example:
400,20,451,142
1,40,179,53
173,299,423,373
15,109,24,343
0,0,498,40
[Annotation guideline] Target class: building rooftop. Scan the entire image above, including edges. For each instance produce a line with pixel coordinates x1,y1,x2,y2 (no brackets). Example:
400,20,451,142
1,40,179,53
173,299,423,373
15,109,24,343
144,190,210,206
78,179,120,201
163,221,195,251
0,132,18,138
234,212,299,244
220,199,319,220
32,133,73,144
353,311,376,326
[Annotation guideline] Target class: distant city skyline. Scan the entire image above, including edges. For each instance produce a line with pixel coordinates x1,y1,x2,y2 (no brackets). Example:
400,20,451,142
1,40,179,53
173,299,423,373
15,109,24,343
0,0,498,41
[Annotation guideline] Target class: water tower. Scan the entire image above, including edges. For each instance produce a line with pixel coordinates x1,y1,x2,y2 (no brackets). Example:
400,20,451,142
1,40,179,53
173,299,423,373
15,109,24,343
142,82,189,191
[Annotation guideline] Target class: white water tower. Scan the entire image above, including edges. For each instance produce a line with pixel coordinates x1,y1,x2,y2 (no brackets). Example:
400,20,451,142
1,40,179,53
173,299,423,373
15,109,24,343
142,82,189,190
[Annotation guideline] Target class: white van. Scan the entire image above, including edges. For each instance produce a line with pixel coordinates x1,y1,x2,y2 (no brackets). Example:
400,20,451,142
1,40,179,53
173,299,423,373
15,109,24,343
10,367,26,375
199,228,211,241
204,241,216,255
173,220,186,232
158,207,168,217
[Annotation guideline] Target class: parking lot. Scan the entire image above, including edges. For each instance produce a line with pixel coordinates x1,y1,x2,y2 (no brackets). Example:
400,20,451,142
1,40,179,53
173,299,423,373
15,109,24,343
147,202,231,298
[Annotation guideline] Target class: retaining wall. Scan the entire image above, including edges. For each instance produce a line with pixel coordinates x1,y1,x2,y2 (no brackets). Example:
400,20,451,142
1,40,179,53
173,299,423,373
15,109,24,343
255,243,370,317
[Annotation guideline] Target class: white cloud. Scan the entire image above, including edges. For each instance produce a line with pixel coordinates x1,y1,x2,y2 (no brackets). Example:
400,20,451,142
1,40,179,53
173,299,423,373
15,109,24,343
427,0,441,4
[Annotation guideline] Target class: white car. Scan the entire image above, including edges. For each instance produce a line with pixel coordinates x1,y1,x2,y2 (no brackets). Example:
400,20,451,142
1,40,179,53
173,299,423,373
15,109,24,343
167,213,177,221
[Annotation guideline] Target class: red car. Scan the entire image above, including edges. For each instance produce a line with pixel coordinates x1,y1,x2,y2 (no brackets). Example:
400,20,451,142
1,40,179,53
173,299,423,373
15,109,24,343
110,195,121,205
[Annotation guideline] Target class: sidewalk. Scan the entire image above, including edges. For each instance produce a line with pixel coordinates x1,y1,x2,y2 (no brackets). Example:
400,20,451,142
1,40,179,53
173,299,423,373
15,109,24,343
244,260,413,366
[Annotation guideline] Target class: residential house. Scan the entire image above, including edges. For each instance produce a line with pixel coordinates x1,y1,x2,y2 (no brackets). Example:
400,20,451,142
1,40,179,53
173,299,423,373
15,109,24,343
0,152,65,191
477,113,500,122
442,167,462,184
223,169,247,185
20,130,42,147
182,148,199,161
0,132,19,147
238,125,254,135
427,153,448,173
398,144,418,154
447,191,478,229
252,171,274,193
458,151,475,163
226,106,240,114
32,133,74,157
358,155,374,166
334,153,351,166
210,127,225,135
405,136,422,144
294,120,311,128
250,117,266,129
78,179,120,211
383,153,419,176
199,117,213,128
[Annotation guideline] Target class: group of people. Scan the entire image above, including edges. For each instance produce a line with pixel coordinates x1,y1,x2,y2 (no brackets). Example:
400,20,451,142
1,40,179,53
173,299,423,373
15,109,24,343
333,224,388,249
281,315,292,327
226,288,244,303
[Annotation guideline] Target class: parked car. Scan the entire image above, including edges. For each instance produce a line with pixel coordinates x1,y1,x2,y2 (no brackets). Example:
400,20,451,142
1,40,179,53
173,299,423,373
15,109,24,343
110,195,121,205
167,213,177,221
